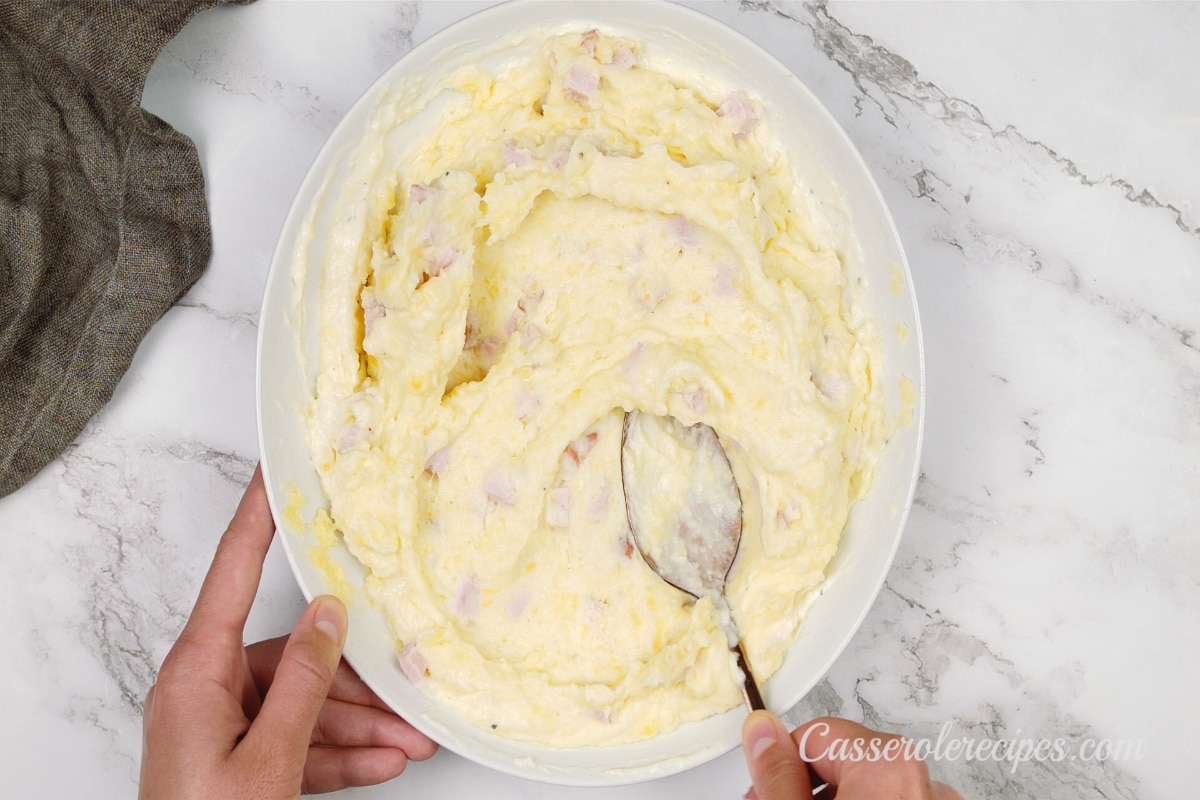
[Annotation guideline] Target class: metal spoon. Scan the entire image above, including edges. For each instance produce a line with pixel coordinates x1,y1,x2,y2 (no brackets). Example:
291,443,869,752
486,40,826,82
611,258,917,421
620,409,764,711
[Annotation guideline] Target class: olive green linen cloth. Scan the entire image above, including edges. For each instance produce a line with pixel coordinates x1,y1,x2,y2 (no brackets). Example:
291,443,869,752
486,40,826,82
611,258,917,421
1,1,230,497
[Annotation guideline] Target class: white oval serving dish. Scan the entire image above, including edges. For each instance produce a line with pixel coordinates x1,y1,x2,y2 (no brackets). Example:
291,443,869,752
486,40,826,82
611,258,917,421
256,0,923,786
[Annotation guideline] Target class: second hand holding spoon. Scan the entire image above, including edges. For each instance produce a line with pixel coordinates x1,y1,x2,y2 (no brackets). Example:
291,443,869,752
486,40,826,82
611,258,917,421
620,409,764,711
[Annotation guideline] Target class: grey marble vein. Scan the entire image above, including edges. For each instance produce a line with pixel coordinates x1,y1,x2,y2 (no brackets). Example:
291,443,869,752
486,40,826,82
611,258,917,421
784,578,1143,799
740,0,1199,238
32,432,258,773
5,4,1195,797
369,1,421,72
175,299,260,333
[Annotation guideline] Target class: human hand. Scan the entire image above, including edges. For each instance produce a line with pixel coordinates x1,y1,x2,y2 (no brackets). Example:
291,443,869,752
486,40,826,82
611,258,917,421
139,466,437,798
241,635,438,792
742,711,961,799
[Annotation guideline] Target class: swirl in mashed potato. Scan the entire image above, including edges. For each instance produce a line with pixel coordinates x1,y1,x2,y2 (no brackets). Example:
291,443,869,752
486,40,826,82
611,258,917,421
304,29,884,747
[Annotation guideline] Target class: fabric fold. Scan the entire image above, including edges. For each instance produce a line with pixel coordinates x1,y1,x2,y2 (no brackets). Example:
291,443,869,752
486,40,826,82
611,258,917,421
1,1,230,497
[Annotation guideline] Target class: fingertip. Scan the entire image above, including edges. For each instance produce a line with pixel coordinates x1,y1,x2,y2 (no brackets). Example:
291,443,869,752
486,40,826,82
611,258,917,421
375,710,439,761
245,601,347,761
301,746,412,793
369,747,410,782
742,709,784,762
742,710,810,800
406,732,440,762
312,595,348,647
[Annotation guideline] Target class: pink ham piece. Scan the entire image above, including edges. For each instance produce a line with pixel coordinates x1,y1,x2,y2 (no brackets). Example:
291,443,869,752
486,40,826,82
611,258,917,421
521,323,544,348
581,28,599,56
409,183,432,204
425,445,452,476
454,575,481,618
362,295,386,334
477,336,502,366
668,214,699,248
546,486,570,528
589,478,611,522
714,263,736,297
564,64,600,103
399,641,427,683
504,289,544,336
633,279,669,311
507,591,532,618
682,386,706,414
776,504,802,526
812,371,848,404
621,341,648,382
485,468,517,505
463,314,478,350
427,247,457,278
619,534,635,560
548,146,571,171
514,391,541,422
564,430,599,466
716,90,759,141
610,47,637,70
337,424,366,453
502,140,531,168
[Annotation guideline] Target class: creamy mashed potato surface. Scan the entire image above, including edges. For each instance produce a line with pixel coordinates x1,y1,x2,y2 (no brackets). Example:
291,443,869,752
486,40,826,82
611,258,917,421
304,30,885,747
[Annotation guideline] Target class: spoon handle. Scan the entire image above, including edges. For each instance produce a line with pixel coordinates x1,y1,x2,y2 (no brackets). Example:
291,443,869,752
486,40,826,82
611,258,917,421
735,641,765,711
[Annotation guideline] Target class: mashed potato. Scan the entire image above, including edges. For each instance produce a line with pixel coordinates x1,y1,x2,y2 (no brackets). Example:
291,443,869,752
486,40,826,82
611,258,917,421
304,29,884,747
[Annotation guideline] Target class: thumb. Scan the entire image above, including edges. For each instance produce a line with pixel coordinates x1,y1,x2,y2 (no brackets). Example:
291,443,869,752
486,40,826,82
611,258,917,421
743,710,811,800
244,596,347,769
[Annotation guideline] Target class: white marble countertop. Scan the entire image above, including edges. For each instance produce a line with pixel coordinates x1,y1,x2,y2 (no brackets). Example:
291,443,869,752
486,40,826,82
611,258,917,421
2,1,1197,797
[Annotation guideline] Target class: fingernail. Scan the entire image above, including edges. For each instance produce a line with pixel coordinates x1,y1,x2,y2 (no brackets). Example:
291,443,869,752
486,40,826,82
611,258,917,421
744,711,779,762
314,596,347,644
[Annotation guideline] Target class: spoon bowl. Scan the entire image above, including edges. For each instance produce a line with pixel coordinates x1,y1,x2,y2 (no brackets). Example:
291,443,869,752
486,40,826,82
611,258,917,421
620,410,764,711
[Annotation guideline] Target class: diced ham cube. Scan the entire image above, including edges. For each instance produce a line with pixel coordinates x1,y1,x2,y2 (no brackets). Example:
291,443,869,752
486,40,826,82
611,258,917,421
717,90,759,141
581,29,599,56
454,575,480,617
504,289,544,336
425,446,452,476
589,478,611,522
632,277,669,311
776,504,802,526
682,386,706,414
507,591,532,618
610,47,637,70
549,146,571,170
409,183,432,204
478,336,502,366
812,371,848,404
338,424,365,453
546,486,570,528
485,468,517,505
564,430,599,465
502,140,531,168
622,341,648,382
362,295,386,334
714,263,736,297
620,535,635,559
399,641,427,683
565,64,600,103
668,214,699,248
427,247,457,278
515,391,540,422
